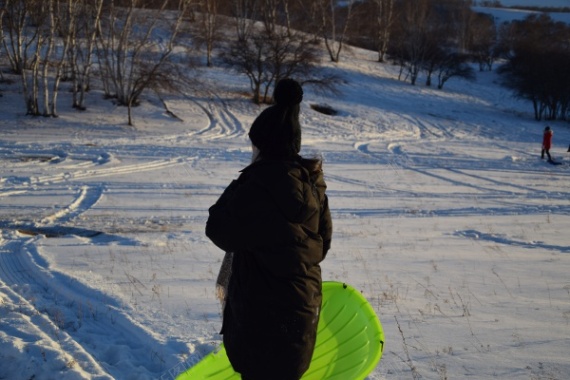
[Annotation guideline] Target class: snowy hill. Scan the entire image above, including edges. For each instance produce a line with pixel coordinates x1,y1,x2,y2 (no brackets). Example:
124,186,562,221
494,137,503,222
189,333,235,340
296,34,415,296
489,0,570,7
1,42,570,380
474,0,570,23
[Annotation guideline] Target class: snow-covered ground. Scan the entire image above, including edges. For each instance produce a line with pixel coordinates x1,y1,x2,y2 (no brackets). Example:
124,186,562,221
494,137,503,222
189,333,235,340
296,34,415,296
1,45,569,380
491,0,570,7
473,0,570,24
473,6,570,24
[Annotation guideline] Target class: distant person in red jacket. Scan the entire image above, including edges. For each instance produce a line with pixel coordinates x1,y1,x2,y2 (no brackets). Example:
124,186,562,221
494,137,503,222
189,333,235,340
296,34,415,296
541,126,553,161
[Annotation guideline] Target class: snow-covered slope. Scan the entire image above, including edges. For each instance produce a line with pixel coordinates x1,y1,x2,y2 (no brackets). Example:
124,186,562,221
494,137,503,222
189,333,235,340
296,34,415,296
1,45,569,379
474,0,570,24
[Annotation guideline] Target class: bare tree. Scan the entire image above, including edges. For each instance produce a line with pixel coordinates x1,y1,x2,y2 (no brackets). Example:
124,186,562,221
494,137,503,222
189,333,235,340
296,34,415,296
222,0,276,102
1,0,70,115
391,0,433,85
436,52,475,89
223,34,270,104
468,11,497,71
390,0,468,87
451,0,475,53
373,0,394,62
231,0,258,42
39,0,57,116
0,3,6,65
0,2,6,90
286,0,320,40
280,0,294,36
316,0,355,63
20,0,49,115
222,0,332,104
96,0,191,125
69,0,104,110
194,0,222,67
2,0,36,75
498,14,570,121
2,0,52,114
422,42,447,87
45,0,86,117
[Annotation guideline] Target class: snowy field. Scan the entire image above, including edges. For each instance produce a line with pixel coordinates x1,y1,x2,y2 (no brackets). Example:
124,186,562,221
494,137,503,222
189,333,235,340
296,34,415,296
473,0,570,24
1,44,570,380
473,6,570,24
493,0,570,8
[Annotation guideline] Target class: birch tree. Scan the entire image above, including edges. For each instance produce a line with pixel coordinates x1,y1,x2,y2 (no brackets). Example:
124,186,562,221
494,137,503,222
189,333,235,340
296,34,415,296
2,0,35,75
374,0,394,62
69,0,104,110
231,0,258,42
317,0,354,62
40,0,56,116
48,0,82,116
2,0,73,115
0,3,6,71
96,0,191,125
20,0,48,115
195,0,221,67
390,0,434,85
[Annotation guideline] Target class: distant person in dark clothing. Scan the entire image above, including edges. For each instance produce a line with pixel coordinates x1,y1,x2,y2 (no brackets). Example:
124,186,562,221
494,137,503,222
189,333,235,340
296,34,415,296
541,126,553,161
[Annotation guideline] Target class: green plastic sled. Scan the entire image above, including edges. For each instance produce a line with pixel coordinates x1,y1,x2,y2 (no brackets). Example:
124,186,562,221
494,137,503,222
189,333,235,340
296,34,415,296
176,281,384,380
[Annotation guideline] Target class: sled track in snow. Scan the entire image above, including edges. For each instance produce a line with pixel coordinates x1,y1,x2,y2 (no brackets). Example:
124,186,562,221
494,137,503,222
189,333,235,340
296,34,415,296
357,140,529,195
0,182,183,378
351,140,570,214
183,93,245,140
0,233,182,378
1,156,185,194
0,274,112,379
39,185,103,226
39,157,185,184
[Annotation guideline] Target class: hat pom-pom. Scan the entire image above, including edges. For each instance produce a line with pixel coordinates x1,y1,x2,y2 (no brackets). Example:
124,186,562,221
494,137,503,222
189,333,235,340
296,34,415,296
273,79,303,106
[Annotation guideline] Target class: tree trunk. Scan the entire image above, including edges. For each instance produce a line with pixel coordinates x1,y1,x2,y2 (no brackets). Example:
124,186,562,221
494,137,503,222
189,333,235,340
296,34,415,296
319,0,353,63
41,0,55,116
51,0,77,117
128,98,133,126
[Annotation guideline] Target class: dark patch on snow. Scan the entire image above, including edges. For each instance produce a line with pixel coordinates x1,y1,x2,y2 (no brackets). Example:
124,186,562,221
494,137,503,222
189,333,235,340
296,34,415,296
310,103,338,116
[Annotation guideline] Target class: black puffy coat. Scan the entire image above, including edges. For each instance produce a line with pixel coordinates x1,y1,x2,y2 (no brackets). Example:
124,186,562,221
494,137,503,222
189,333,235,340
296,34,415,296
206,157,332,380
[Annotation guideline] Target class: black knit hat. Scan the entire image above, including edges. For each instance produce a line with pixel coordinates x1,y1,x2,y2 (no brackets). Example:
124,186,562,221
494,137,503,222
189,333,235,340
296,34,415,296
249,79,303,159
273,78,303,106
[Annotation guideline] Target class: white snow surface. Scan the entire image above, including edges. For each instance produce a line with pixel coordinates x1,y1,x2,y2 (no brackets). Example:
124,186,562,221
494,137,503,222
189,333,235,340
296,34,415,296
473,6,570,24
472,0,570,25
493,0,570,7
1,47,569,380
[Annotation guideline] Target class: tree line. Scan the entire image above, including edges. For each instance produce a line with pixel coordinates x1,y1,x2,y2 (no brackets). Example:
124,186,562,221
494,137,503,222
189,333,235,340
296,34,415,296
0,0,192,125
1,0,568,124
497,14,570,121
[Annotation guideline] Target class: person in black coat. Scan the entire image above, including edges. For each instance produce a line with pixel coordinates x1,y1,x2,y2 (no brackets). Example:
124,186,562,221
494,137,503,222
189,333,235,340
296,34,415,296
206,78,333,380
